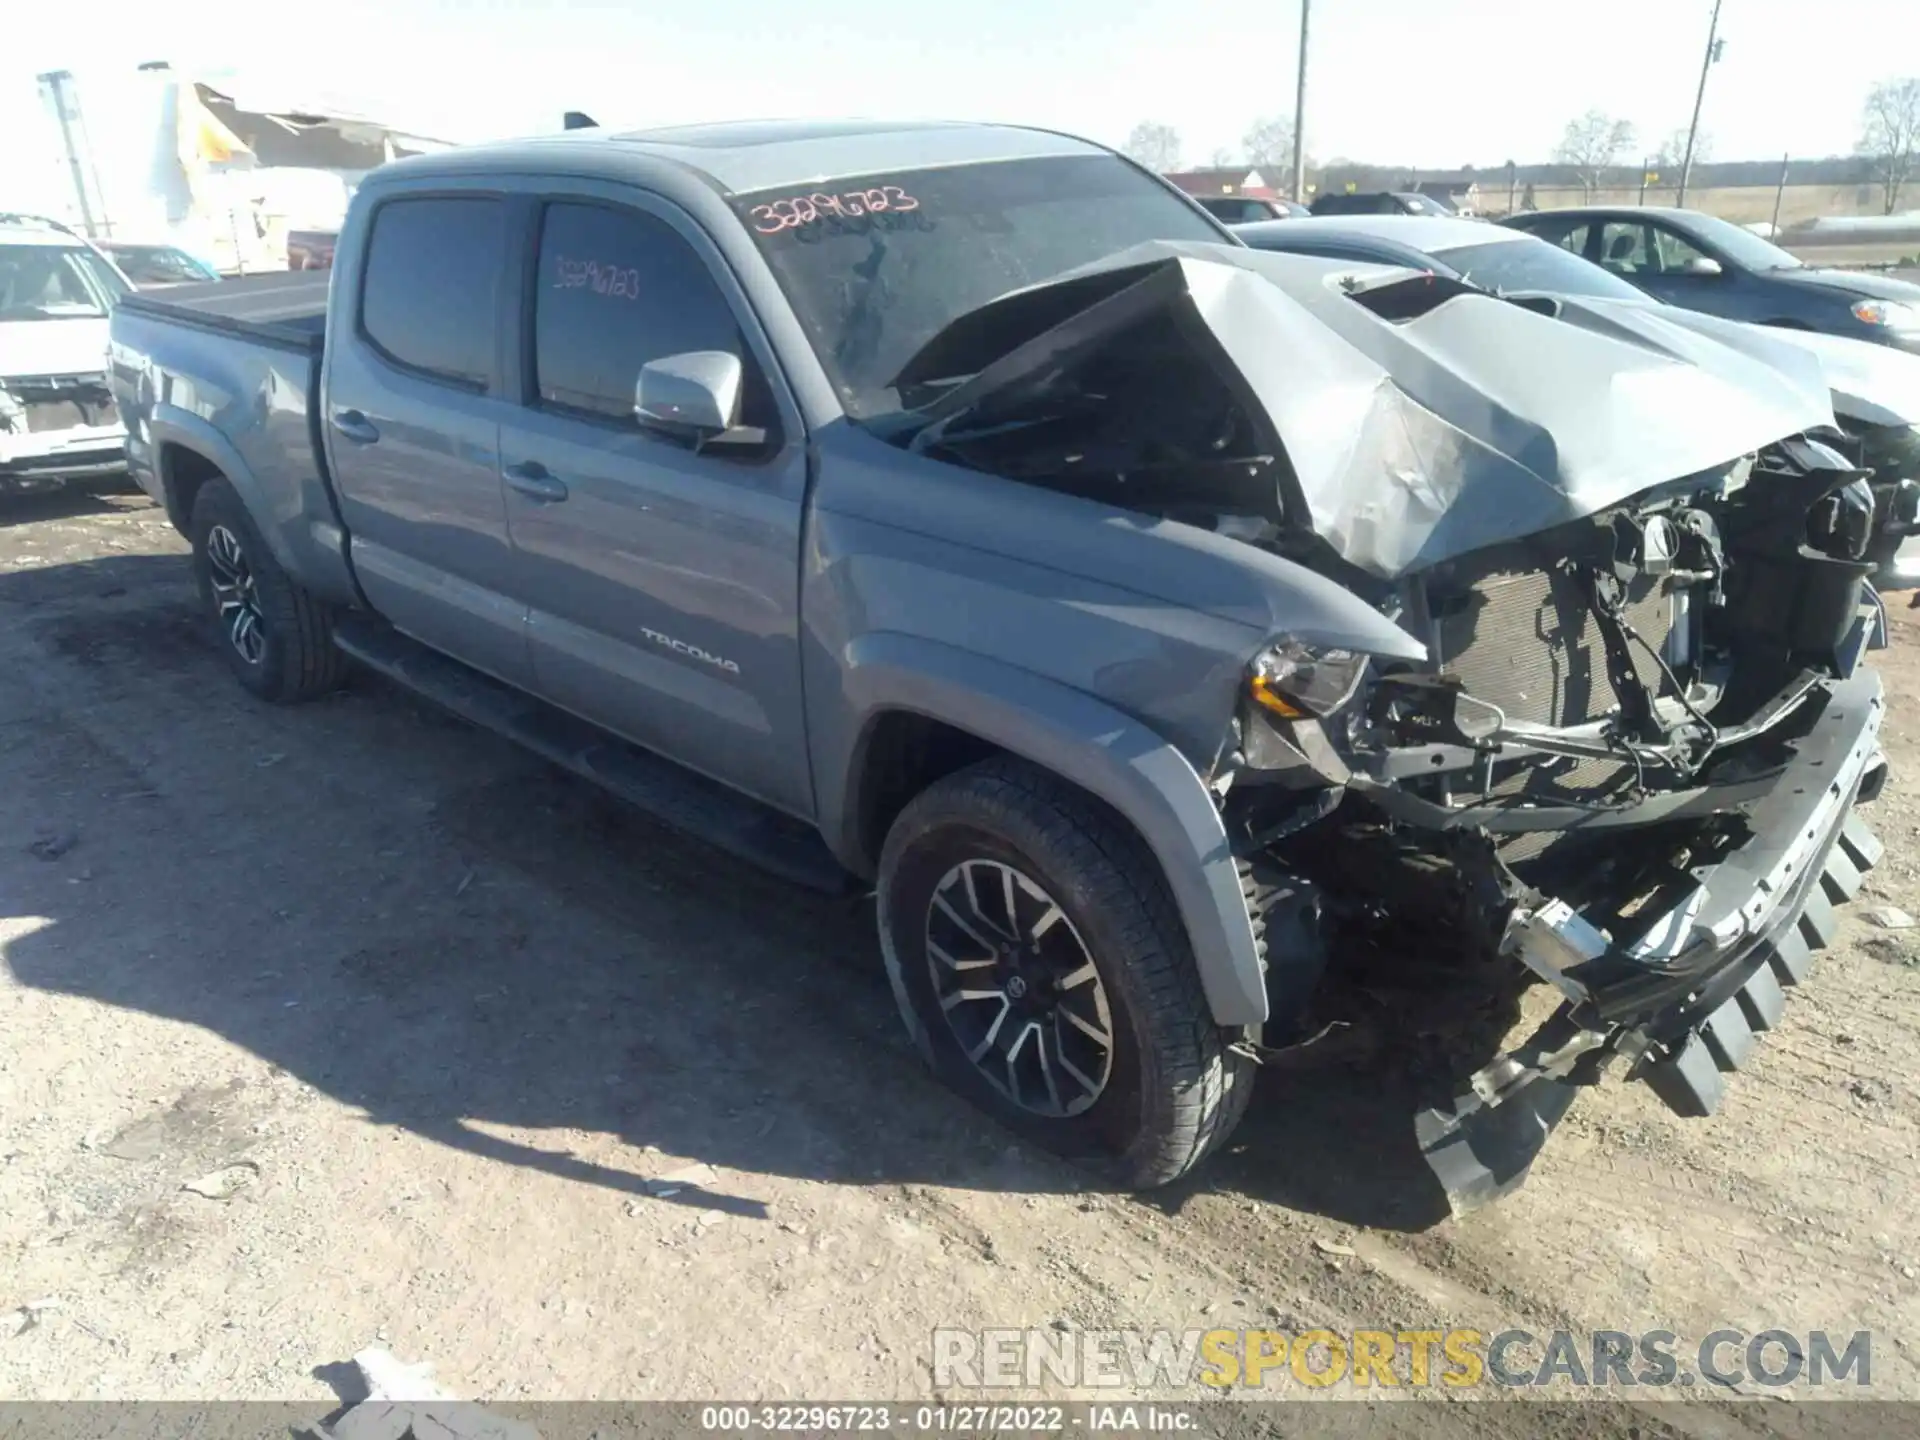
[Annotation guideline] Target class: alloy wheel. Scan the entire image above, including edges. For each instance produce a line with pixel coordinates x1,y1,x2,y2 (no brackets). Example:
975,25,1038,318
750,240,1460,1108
205,524,266,666
924,858,1115,1117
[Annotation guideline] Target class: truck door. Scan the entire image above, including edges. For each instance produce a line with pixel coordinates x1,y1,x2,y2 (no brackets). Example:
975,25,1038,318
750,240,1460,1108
323,193,532,688
495,192,813,818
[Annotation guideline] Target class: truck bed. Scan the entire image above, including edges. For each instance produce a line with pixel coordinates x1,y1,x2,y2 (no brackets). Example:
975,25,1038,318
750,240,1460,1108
114,271,330,353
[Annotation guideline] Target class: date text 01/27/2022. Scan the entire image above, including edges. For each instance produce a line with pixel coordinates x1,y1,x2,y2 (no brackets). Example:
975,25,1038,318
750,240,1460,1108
695,1405,1197,1433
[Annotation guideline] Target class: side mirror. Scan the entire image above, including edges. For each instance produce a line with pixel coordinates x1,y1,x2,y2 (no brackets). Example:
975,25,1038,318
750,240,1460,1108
635,350,742,440
1682,256,1723,277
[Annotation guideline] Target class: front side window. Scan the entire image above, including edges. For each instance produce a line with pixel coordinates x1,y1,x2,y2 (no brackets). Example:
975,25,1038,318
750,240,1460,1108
360,196,505,387
531,201,769,434
1650,225,1713,274
732,154,1221,421
1597,222,1652,274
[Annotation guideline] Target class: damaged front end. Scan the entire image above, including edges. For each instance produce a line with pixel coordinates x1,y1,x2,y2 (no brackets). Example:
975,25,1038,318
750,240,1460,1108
1227,435,1890,1211
888,243,1894,1210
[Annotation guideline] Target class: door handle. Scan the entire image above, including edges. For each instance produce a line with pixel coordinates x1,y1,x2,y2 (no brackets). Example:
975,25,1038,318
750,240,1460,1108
330,408,380,444
504,460,569,503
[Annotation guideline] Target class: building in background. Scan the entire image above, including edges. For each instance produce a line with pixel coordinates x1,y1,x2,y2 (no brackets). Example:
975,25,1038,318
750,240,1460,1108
1162,166,1293,202
24,64,450,273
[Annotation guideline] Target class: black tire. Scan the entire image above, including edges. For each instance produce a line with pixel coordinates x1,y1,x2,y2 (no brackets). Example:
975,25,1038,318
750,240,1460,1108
189,477,347,703
877,757,1254,1188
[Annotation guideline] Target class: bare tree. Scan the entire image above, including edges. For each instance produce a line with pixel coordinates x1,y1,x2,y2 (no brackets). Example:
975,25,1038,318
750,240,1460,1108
1240,116,1296,174
1653,127,1711,168
1208,147,1237,168
1857,77,1920,215
1123,122,1182,173
1553,110,1638,198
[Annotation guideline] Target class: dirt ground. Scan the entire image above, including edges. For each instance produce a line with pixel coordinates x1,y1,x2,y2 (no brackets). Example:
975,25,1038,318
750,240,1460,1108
3,488,1919,1421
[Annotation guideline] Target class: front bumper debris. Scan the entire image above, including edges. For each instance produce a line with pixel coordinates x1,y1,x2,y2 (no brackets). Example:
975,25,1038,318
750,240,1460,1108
1417,667,1886,1214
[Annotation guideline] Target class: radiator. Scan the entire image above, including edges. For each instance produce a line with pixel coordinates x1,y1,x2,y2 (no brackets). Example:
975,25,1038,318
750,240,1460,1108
1436,565,1673,728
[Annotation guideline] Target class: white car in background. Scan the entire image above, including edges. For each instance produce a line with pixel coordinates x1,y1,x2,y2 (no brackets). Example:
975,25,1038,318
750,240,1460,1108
0,216,133,491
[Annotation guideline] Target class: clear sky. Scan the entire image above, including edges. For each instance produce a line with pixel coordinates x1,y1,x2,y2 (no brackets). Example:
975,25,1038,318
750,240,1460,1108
7,0,1916,171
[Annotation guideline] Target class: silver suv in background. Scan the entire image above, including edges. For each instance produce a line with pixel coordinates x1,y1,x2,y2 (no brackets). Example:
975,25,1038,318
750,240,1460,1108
0,216,132,491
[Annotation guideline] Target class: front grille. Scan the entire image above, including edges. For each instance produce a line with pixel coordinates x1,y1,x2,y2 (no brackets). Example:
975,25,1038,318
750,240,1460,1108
1436,564,1672,728
2,374,118,434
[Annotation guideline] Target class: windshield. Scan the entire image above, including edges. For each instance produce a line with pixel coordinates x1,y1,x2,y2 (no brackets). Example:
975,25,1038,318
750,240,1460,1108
1677,213,1804,271
0,243,129,320
1431,236,1647,301
108,245,219,284
732,155,1223,420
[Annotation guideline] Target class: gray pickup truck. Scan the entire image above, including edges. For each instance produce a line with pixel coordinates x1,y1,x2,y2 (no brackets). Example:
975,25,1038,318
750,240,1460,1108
109,119,1894,1208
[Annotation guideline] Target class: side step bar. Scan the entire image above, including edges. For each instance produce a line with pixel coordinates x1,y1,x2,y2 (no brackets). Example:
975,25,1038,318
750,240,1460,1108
333,614,856,896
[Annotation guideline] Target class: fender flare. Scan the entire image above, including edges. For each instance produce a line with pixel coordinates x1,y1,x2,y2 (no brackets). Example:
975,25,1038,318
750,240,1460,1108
147,405,297,570
823,632,1267,1026
147,405,358,606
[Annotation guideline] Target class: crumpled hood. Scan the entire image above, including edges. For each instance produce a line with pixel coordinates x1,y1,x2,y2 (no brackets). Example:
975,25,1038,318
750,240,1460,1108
899,242,1837,577
0,317,113,380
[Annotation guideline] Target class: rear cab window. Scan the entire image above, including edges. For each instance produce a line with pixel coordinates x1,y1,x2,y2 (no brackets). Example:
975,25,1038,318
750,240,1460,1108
359,196,506,388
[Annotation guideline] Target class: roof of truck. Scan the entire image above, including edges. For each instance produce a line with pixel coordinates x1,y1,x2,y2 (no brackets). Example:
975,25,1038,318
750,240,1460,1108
376,118,1113,197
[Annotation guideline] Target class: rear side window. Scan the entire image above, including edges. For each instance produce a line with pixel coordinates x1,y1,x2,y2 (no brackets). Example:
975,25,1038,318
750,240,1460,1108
360,196,505,388
532,201,769,431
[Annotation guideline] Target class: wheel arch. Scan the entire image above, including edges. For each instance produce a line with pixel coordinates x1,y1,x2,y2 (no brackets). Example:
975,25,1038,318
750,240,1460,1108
148,406,359,608
820,632,1267,1027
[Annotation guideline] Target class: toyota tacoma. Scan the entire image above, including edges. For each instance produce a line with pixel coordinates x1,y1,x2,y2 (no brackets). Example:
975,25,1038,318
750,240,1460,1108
108,120,1893,1206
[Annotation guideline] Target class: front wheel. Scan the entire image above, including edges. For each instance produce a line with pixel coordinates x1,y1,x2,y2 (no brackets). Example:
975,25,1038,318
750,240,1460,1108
189,478,347,703
877,758,1254,1188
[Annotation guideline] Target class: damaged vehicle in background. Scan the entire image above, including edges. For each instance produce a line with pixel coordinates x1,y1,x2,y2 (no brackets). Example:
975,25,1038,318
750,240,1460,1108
1234,214,1920,595
108,122,1893,1209
1,214,131,491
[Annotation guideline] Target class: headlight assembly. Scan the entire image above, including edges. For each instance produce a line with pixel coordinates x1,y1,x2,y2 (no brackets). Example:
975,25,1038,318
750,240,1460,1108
1248,638,1370,720
1852,299,1920,330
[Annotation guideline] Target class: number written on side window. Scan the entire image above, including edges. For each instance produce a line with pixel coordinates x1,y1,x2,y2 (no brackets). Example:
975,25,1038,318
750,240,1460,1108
533,201,777,445
360,196,505,387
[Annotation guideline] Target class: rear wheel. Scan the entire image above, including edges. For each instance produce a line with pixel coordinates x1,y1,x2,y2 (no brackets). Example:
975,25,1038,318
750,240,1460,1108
877,758,1253,1188
189,478,347,702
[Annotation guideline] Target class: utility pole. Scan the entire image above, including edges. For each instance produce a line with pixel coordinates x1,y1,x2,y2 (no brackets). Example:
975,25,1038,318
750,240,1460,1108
1290,0,1311,203
36,70,100,237
1676,0,1724,207
1770,153,1790,234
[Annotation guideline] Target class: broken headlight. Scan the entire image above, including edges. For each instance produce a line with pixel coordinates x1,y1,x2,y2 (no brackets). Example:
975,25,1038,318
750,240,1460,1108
1852,299,1920,332
1248,638,1369,720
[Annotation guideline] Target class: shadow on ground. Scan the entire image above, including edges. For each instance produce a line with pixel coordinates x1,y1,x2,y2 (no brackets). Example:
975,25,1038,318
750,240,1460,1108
0,480,144,530
0,551,1511,1233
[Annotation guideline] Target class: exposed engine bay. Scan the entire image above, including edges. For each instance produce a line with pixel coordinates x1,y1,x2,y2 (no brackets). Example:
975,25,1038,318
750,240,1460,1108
889,241,1910,1208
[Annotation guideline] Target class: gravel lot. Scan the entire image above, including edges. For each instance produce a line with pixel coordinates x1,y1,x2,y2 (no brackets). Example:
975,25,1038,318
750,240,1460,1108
3,487,1919,1421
